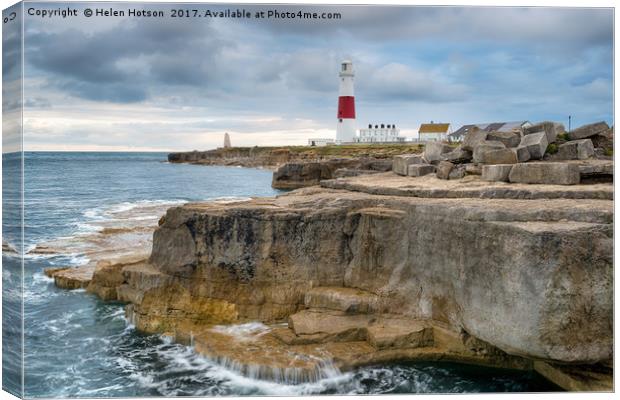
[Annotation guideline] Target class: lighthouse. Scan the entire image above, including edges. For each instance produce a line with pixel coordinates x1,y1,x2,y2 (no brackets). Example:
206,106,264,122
336,60,356,143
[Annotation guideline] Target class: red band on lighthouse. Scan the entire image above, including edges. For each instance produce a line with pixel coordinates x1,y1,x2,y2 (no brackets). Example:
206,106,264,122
337,96,356,119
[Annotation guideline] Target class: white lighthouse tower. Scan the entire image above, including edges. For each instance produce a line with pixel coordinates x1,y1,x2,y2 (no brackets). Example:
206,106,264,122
336,60,356,143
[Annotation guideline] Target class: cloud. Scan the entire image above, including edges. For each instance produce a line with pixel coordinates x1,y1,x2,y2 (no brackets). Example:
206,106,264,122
18,4,614,150
24,15,233,102
251,6,612,49
361,63,469,103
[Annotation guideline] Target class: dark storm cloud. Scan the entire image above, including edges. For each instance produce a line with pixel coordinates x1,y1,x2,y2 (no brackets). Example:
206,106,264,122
20,4,613,150
252,6,612,48
25,11,233,102
2,27,21,81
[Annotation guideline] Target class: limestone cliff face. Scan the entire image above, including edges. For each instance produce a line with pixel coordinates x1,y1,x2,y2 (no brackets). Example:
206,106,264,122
122,187,612,365
168,148,293,168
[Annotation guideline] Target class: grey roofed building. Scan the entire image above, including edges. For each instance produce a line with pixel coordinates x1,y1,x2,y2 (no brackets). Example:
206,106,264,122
448,120,531,142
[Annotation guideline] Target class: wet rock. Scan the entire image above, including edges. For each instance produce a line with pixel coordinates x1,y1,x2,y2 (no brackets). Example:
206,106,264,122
568,121,610,141
534,361,613,392
519,131,548,160
407,164,436,177
288,309,373,341
557,139,595,160
525,122,565,144
423,142,453,164
436,161,454,180
482,165,514,182
487,131,521,148
87,260,140,301
393,154,426,176
367,320,433,350
2,241,18,254
462,127,488,151
46,266,94,290
509,162,580,185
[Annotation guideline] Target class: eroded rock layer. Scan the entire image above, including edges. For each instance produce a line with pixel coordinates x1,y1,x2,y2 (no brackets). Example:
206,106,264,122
47,175,613,390
83,184,612,363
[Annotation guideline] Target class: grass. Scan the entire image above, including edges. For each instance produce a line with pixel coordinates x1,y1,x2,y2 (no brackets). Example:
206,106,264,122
546,143,559,155
199,143,427,158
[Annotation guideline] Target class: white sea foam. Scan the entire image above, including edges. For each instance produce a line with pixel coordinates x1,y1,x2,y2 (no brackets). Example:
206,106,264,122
32,271,54,284
211,321,272,341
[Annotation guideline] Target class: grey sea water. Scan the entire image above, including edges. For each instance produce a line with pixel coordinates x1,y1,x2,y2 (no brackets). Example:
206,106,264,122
2,152,559,397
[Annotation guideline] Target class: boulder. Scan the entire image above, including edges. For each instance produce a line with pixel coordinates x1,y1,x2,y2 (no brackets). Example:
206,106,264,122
393,154,426,176
519,131,548,160
465,163,482,175
480,148,518,164
590,128,613,152
512,146,531,163
407,164,436,177
481,164,514,182
472,141,505,163
461,127,488,151
579,161,613,182
448,165,466,180
436,161,454,180
443,146,472,164
423,142,452,164
272,159,362,189
508,162,580,185
487,131,521,148
525,122,565,144
557,139,595,160
568,121,610,141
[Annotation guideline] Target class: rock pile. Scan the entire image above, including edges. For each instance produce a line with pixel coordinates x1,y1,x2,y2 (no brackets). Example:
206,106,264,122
392,121,613,185
272,157,392,189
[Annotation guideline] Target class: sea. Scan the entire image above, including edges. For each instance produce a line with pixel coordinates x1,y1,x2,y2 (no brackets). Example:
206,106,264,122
2,152,559,397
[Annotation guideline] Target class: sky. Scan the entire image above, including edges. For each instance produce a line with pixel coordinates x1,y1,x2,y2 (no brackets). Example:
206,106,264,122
3,2,614,151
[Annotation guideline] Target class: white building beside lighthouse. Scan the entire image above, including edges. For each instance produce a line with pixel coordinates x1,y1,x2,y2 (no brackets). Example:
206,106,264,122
336,60,356,143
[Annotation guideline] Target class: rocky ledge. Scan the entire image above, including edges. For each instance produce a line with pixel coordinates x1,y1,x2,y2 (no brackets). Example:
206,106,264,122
47,170,613,391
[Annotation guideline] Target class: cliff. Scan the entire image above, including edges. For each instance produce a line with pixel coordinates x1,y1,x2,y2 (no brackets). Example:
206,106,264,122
168,144,424,170
139,181,612,362
46,170,613,390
